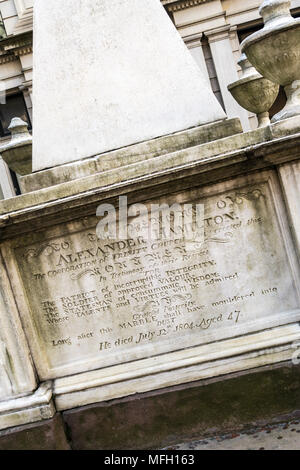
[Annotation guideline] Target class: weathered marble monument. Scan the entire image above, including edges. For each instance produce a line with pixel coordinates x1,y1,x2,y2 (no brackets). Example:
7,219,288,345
0,0,299,449
33,0,226,170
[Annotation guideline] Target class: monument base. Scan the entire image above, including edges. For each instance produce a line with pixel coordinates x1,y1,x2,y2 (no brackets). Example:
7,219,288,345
0,116,299,447
0,362,299,450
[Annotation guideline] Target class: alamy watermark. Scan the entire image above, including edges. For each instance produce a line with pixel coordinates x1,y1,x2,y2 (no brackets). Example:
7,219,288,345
96,196,204,244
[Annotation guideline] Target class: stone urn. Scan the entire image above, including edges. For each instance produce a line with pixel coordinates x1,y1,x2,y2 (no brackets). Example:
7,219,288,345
241,0,300,122
0,117,32,175
228,54,279,127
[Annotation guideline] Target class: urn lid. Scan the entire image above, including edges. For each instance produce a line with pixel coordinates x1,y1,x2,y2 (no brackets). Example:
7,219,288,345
8,117,30,141
259,0,294,29
241,0,299,52
0,117,32,154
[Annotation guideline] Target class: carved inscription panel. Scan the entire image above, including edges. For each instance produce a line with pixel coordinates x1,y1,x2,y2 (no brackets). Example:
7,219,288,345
10,173,300,379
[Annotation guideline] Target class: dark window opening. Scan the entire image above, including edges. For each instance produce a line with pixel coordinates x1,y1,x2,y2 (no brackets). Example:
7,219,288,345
0,93,31,137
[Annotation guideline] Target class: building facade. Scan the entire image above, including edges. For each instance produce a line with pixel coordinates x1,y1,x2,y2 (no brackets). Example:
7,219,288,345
0,0,299,199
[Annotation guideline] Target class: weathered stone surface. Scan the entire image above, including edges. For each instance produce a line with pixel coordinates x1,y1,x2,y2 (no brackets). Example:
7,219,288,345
53,323,300,411
21,116,300,195
0,118,32,176
33,0,225,171
0,382,55,431
0,414,70,450
163,419,300,450
1,0,299,440
62,363,300,450
2,120,300,227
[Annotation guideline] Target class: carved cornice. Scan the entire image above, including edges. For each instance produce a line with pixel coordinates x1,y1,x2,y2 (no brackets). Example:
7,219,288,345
161,0,213,12
0,32,32,58
0,53,18,65
0,32,32,64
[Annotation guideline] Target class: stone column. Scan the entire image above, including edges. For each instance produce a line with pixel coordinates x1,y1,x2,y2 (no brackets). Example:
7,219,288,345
206,25,250,131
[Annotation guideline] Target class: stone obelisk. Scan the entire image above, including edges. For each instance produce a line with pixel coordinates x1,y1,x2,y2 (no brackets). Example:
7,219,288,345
33,0,226,171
